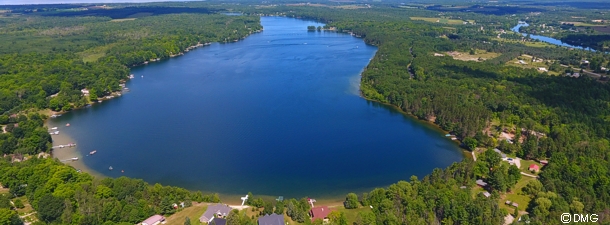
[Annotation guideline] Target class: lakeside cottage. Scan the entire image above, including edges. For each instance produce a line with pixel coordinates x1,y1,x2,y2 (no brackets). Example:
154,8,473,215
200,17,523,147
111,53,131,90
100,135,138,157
529,164,540,173
140,215,165,225
493,148,507,160
200,203,232,223
258,213,285,225
310,206,331,222
482,192,491,198
476,179,487,187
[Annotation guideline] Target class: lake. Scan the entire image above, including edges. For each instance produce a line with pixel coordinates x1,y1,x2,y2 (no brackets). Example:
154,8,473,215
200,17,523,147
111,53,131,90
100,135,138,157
512,23,596,51
48,17,464,200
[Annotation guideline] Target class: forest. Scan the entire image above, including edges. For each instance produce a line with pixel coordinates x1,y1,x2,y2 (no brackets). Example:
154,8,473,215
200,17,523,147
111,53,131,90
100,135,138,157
1,1,610,225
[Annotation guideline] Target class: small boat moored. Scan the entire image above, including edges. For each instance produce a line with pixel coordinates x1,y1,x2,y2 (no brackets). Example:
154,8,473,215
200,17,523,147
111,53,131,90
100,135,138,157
109,166,113,171
89,150,97,155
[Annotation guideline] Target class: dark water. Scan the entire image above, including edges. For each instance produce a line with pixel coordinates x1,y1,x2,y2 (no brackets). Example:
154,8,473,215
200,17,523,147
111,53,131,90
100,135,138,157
48,17,463,199
512,23,596,51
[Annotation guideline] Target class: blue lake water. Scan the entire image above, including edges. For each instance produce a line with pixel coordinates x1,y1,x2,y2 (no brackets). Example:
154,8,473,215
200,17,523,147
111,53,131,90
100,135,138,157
48,17,464,199
512,23,596,51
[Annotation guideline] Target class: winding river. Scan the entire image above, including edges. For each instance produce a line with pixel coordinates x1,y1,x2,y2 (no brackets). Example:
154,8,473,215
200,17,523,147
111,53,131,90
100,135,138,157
512,23,596,51
48,17,464,199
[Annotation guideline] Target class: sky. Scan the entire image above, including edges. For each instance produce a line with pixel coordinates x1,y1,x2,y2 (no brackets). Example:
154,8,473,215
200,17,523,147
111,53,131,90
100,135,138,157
0,0,202,5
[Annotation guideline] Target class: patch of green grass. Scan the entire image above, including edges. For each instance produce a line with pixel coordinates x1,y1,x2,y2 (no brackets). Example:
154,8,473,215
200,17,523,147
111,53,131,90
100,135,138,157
519,160,542,174
501,176,535,211
332,205,372,223
165,203,208,225
77,44,115,63
410,17,465,25
110,18,137,22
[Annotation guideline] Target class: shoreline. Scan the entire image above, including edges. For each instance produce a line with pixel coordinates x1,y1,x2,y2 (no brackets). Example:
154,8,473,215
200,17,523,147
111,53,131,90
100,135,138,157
357,89,472,159
44,120,106,178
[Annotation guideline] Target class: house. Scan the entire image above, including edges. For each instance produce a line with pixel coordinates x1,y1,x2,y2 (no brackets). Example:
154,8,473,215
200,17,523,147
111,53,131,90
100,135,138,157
493,148,507,160
258,213,285,225
213,218,227,225
140,215,165,225
81,88,90,96
505,200,512,205
538,67,548,72
200,203,232,223
511,202,519,208
539,160,548,165
476,179,487,187
482,192,491,198
529,164,540,173
310,206,331,222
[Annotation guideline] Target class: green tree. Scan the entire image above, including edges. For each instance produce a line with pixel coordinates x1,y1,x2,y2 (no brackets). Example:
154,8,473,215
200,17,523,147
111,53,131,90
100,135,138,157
37,194,65,223
262,201,273,216
226,209,240,225
0,208,22,225
344,193,359,209
463,137,478,150
13,199,24,209
184,217,191,225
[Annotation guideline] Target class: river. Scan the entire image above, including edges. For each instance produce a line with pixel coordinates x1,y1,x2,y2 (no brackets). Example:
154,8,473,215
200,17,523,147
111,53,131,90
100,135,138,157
47,16,464,200
511,23,596,51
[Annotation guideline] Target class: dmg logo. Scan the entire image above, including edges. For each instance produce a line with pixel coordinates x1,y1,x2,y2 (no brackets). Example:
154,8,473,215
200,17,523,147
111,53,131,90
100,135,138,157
561,213,599,223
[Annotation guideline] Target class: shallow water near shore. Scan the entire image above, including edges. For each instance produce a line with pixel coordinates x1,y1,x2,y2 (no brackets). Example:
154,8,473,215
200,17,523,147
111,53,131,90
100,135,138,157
47,17,463,199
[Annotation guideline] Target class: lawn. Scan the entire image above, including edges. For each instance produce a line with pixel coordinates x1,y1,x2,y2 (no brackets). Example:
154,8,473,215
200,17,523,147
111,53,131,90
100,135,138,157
506,56,561,76
500,176,536,212
165,203,208,225
110,18,137,22
446,50,501,62
410,17,465,25
331,205,373,223
492,37,556,48
519,159,542,175
77,44,115,63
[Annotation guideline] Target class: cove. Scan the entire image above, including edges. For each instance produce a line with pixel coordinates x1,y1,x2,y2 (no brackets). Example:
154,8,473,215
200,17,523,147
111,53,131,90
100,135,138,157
48,17,463,199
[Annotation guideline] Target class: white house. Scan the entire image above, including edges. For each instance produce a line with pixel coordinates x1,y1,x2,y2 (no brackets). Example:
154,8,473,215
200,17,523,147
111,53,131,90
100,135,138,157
81,88,90,96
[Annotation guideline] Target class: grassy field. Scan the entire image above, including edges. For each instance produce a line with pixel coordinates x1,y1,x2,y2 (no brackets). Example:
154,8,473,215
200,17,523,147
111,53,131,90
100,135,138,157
560,21,603,27
77,44,115,63
506,55,561,76
492,37,556,48
165,203,209,225
334,206,372,223
519,159,542,174
410,17,465,25
445,50,501,62
500,176,536,213
110,18,137,22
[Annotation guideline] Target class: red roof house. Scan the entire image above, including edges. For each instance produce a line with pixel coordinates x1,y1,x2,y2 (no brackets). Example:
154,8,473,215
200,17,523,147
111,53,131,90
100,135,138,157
310,206,331,221
529,164,540,172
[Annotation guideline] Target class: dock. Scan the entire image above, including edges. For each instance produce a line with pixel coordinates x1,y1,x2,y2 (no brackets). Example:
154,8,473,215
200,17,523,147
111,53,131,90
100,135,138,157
52,143,76,149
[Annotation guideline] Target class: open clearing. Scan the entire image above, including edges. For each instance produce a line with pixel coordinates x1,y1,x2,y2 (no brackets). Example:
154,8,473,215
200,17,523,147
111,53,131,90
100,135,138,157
442,50,501,62
499,176,536,212
410,17,467,25
77,44,115,63
111,18,137,22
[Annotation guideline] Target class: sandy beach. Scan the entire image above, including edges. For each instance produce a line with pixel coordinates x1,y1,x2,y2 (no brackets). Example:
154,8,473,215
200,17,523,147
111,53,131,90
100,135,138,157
45,120,106,178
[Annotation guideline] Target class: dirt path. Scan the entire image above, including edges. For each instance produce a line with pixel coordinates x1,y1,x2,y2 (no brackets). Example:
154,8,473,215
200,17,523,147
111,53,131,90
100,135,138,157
520,172,539,178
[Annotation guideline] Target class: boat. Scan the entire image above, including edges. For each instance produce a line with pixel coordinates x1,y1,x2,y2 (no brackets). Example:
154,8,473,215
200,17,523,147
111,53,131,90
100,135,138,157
59,145,64,148
109,166,113,171
89,150,97,155
51,127,58,130
98,100,103,103
129,74,135,79
53,131,60,135
70,157,78,161
66,123,70,127
121,170,124,173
